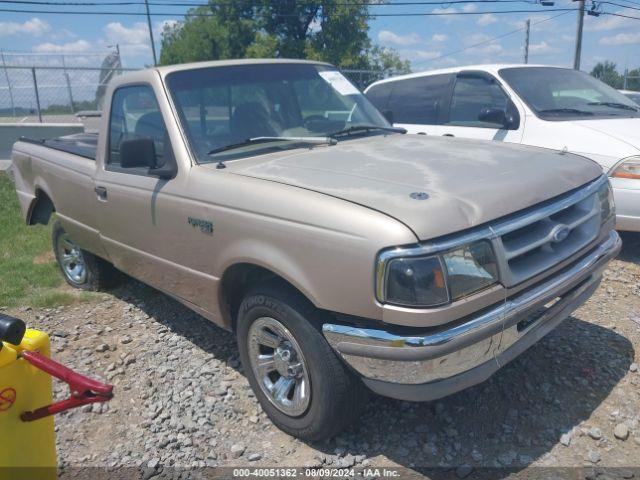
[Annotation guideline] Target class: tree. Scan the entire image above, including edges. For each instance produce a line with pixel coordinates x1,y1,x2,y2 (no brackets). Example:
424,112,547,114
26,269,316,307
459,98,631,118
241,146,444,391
624,68,640,91
159,0,410,75
590,61,623,89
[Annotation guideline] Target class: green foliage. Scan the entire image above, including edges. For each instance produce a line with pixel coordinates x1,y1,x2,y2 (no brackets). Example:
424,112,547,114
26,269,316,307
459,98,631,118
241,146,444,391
591,61,623,89
159,0,410,75
0,174,97,308
626,68,640,91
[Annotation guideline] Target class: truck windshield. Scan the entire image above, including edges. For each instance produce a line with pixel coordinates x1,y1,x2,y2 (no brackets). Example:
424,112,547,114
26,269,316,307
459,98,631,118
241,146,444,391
166,63,391,162
500,67,640,120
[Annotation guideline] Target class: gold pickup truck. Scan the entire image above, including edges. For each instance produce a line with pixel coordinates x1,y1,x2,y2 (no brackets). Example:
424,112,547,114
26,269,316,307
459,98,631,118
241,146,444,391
11,59,621,440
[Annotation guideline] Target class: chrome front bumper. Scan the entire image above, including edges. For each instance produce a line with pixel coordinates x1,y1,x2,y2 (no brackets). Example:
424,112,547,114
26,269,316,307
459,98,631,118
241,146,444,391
322,231,621,401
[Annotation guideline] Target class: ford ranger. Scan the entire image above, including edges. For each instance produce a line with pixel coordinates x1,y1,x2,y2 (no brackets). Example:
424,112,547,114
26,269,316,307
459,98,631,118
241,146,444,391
10,59,621,441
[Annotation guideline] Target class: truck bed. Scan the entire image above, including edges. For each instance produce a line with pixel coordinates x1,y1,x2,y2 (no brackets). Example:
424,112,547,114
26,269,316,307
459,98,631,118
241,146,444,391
20,133,98,160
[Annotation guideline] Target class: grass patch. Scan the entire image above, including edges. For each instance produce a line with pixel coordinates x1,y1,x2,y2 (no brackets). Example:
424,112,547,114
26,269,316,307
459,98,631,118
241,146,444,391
0,173,97,308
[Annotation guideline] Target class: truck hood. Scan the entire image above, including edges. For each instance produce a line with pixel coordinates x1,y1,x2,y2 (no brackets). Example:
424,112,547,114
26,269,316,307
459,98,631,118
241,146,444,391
218,134,602,240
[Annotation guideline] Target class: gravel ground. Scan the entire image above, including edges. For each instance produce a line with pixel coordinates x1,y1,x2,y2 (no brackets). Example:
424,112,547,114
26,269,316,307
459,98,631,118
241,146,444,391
4,233,640,479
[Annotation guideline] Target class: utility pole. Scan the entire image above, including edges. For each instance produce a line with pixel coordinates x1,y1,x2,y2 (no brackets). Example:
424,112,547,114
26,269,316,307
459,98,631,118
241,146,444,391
573,0,585,70
144,0,158,66
523,19,531,64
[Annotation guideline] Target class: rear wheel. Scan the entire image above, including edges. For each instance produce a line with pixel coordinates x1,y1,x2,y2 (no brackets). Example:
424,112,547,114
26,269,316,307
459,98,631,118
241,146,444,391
52,220,121,291
236,281,366,441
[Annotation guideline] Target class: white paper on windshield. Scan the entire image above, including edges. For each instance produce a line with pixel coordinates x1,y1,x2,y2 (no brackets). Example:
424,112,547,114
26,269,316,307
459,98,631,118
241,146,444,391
318,71,360,96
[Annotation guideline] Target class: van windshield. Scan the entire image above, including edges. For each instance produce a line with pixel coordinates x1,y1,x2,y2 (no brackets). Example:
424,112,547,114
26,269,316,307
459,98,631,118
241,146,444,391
500,67,640,120
166,63,391,162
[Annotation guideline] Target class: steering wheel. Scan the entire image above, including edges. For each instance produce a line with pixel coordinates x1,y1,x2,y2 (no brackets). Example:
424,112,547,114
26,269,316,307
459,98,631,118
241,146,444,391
303,115,332,132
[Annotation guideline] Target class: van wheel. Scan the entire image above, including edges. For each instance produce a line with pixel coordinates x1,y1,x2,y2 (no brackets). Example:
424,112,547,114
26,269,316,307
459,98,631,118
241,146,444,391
236,281,366,441
52,220,121,291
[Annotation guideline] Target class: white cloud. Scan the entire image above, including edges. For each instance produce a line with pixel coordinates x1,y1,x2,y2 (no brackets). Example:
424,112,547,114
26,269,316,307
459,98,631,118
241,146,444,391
399,49,442,63
599,32,640,45
378,30,422,46
431,34,448,42
0,18,50,37
103,22,149,46
477,14,498,26
529,41,554,53
432,7,458,15
462,4,478,13
32,40,93,54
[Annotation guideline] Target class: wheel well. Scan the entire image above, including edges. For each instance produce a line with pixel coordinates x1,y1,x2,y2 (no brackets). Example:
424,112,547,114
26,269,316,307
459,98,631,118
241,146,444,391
220,263,307,331
28,189,55,226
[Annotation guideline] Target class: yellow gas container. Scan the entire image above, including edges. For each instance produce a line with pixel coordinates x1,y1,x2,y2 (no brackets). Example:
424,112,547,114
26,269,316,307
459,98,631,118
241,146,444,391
0,327,56,479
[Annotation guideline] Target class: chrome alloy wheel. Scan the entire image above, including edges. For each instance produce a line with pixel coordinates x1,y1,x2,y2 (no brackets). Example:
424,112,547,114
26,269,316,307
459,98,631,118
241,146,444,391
56,233,87,284
247,317,311,416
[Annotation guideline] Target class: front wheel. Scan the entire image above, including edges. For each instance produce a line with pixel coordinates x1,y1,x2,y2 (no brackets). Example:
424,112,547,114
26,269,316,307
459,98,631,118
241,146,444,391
52,220,121,291
236,282,366,441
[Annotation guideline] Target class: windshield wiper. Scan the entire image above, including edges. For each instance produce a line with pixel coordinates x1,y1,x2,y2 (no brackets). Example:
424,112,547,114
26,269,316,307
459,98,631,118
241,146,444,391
587,101,639,112
538,108,595,116
207,136,336,156
328,125,407,138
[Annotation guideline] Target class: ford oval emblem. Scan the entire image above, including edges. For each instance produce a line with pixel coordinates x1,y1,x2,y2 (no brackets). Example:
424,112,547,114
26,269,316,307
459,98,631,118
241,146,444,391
551,224,571,244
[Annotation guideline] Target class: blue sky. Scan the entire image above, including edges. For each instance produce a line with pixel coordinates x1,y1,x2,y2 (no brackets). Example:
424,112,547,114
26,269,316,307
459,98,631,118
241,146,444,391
0,1,638,74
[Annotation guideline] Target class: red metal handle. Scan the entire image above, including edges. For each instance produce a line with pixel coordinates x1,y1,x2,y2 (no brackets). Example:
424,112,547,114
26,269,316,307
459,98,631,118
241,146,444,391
19,350,113,422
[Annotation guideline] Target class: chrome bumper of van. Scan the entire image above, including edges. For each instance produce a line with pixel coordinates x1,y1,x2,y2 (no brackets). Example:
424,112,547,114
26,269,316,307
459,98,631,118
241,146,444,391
322,231,621,401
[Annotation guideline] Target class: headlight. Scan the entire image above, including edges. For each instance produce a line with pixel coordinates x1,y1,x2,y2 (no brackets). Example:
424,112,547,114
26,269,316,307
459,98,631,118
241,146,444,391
597,179,615,223
378,240,499,307
611,156,640,180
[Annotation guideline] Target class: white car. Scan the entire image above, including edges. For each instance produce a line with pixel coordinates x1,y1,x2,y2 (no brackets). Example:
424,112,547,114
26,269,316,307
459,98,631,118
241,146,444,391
619,89,640,106
365,65,640,232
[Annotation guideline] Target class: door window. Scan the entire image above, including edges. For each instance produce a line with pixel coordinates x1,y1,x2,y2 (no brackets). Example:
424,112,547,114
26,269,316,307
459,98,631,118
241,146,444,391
386,74,453,125
108,85,172,169
448,75,510,128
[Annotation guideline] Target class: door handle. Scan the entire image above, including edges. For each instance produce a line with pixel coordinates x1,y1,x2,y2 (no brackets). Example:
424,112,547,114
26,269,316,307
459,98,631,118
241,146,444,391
94,186,107,200
443,133,455,137
417,132,427,135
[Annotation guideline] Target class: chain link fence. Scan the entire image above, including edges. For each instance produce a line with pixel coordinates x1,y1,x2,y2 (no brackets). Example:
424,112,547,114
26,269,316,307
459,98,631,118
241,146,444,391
0,61,398,125
341,69,400,90
0,65,137,124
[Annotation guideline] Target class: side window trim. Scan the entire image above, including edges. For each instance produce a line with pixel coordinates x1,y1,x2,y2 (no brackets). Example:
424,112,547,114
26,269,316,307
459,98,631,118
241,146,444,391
387,73,455,126
106,82,175,176
448,71,520,130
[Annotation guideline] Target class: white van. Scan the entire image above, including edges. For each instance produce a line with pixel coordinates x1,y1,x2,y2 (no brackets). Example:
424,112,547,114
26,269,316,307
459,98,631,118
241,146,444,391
365,65,640,231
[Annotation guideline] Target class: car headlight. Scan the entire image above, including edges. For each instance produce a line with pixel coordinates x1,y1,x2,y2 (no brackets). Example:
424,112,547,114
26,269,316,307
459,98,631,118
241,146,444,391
377,240,499,307
597,179,615,223
610,156,640,180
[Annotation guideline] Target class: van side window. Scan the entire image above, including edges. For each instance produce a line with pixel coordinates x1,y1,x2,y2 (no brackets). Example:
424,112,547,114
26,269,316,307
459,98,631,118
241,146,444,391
448,76,509,128
108,85,171,169
366,82,393,112
386,74,453,125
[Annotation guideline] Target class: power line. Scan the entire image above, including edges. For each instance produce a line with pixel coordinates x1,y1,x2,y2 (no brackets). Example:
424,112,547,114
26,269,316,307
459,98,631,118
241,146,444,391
603,9,640,18
0,0,544,4
600,0,640,11
411,10,572,67
0,5,581,15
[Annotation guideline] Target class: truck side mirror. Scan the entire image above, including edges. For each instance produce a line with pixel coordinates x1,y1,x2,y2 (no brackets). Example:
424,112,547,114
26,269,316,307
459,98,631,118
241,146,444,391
120,137,157,169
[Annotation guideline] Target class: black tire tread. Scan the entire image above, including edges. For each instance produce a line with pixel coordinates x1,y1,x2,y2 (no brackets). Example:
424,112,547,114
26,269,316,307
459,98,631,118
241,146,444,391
52,220,122,291
238,279,366,441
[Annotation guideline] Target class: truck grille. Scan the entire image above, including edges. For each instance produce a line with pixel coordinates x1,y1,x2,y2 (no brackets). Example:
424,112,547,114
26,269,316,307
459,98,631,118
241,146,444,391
491,178,605,287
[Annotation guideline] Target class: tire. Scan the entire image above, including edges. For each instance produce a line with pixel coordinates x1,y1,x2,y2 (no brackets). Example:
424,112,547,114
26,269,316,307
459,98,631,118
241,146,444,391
236,281,367,441
52,220,121,291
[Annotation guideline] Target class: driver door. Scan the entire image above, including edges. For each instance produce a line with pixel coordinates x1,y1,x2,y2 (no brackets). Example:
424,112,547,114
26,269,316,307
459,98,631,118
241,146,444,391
439,71,524,143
